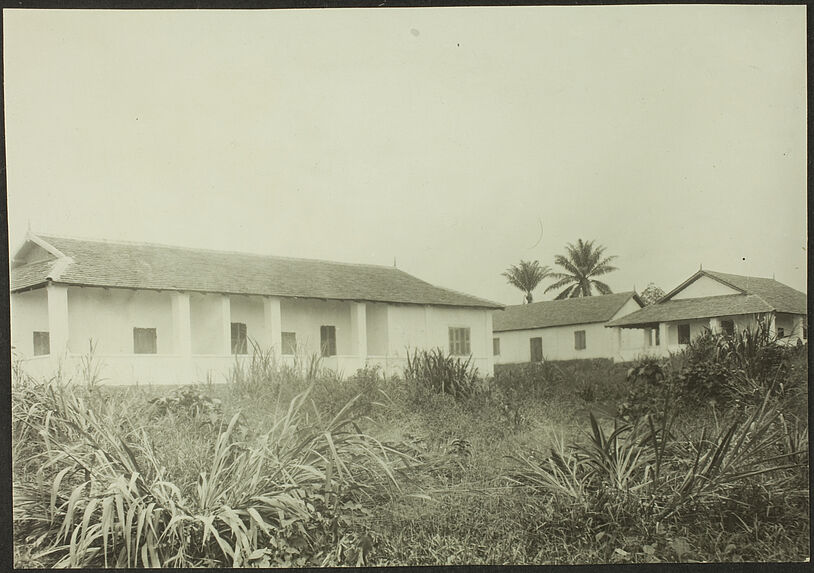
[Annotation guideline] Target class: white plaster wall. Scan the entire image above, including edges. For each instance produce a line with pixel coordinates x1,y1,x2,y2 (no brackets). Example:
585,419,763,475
280,299,352,355
494,321,619,363
670,276,740,300
386,304,429,357
365,302,388,356
230,295,266,350
10,288,49,357
67,287,174,354
190,293,225,354
612,298,645,320
427,307,492,361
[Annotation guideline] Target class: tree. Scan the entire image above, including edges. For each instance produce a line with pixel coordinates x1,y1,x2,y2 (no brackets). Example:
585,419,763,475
640,282,666,306
544,239,618,300
502,260,552,304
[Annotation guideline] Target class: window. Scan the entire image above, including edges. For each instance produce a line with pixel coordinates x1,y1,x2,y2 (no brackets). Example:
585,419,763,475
320,325,337,357
281,332,297,355
133,328,157,354
574,330,586,350
449,327,471,356
231,322,248,354
530,337,543,362
33,331,50,356
721,320,735,336
803,327,808,340
777,327,785,339
677,324,690,345
493,337,500,356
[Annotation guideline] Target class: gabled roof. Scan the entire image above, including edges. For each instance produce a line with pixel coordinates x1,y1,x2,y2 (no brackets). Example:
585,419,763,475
9,233,503,309
493,291,641,332
607,270,806,328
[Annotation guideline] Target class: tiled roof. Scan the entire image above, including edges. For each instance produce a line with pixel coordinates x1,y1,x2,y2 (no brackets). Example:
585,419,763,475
608,270,806,328
606,294,775,327
493,291,640,332
9,234,503,309
8,259,56,291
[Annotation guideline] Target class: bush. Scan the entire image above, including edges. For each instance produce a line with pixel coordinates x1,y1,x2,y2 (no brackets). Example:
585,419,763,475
404,348,481,400
12,376,406,568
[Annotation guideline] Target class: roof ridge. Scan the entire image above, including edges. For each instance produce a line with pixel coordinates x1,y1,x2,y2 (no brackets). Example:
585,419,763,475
34,232,403,272
507,291,635,308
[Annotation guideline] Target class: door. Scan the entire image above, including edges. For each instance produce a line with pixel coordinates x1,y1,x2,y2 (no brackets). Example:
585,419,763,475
530,337,543,362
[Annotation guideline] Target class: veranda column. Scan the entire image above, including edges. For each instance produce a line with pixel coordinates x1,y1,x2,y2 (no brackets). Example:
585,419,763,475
263,297,282,357
658,323,669,355
484,309,494,373
171,292,192,355
171,292,193,383
792,315,804,340
350,302,368,365
47,283,70,355
767,312,777,339
709,317,721,335
219,295,232,355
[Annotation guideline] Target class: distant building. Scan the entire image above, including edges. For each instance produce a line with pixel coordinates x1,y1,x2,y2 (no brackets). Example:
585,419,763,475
10,233,502,385
492,292,644,363
606,269,807,361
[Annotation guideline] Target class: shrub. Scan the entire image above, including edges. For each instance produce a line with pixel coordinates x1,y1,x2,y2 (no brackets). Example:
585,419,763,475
12,377,407,568
404,348,481,400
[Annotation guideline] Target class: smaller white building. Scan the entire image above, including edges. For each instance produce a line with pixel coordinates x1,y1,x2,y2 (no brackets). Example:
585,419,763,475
492,292,645,364
606,269,807,361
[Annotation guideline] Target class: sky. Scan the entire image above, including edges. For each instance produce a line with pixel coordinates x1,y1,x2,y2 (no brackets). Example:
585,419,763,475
3,6,807,305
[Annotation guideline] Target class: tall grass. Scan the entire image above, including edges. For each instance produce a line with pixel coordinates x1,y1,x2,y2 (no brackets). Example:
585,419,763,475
12,374,409,567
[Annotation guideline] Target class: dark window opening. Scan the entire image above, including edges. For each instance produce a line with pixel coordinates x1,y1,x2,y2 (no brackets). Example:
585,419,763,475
134,328,157,354
320,325,337,357
721,320,735,336
231,322,248,354
678,324,691,345
530,337,543,362
777,327,785,339
574,330,586,350
33,331,50,356
449,327,471,355
493,337,500,356
282,332,297,355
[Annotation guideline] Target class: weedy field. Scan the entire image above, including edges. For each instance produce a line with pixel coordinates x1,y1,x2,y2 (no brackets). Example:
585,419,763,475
12,328,810,567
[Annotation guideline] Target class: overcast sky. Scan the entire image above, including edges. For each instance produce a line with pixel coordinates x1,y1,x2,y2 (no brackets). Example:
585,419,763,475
4,7,807,305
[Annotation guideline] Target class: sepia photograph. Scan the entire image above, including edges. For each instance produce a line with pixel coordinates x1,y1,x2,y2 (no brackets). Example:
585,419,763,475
5,4,808,567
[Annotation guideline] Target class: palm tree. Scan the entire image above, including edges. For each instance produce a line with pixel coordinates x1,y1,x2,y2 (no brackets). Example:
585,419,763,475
502,260,552,304
544,239,618,300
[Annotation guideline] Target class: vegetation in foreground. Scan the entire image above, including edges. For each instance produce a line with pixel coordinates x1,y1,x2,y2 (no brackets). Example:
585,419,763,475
12,327,809,566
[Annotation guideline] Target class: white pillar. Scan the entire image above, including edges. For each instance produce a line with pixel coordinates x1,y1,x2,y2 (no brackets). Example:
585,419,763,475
792,315,804,340
350,302,368,362
424,305,432,348
263,297,282,357
659,323,669,352
171,292,192,356
47,283,70,355
484,309,494,374
219,295,232,355
642,328,650,348
709,317,721,335
767,312,777,339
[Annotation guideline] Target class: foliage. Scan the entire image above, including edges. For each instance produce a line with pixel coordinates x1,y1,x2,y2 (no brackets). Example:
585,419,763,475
12,376,406,568
502,259,553,304
639,283,666,306
544,239,618,300
404,348,481,401
148,386,224,426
